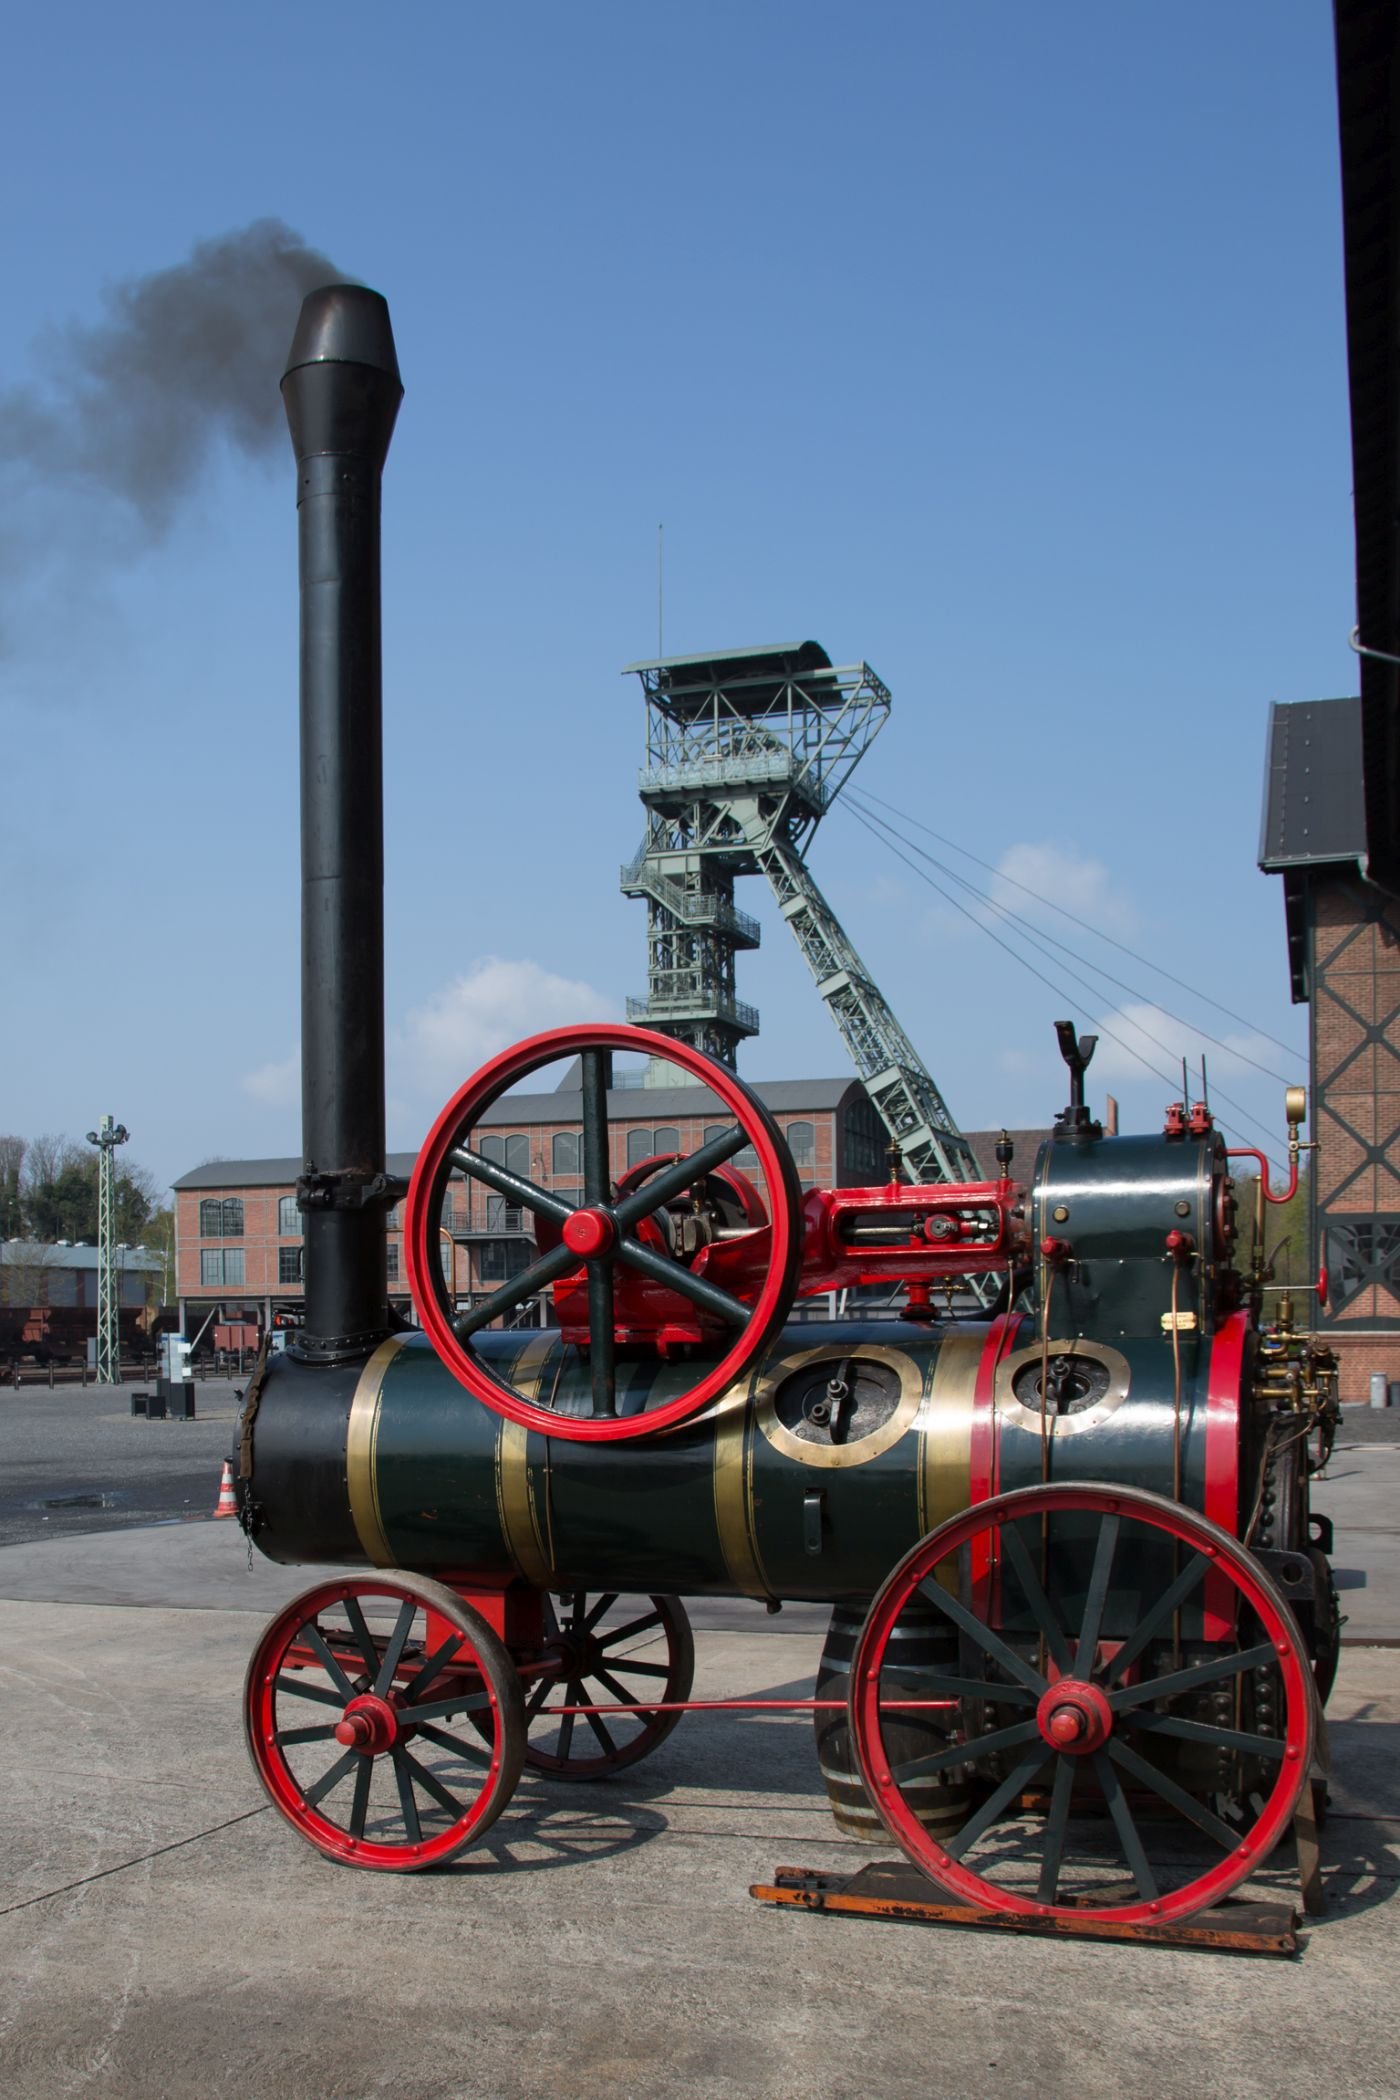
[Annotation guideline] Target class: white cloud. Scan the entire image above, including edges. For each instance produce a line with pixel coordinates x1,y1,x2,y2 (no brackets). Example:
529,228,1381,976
394,957,618,1096
241,1048,300,1106
1087,1003,1294,1090
989,842,1133,932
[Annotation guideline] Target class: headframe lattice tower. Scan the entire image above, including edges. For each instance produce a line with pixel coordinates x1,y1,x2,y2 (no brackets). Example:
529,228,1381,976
621,643,980,1184
85,1114,129,1386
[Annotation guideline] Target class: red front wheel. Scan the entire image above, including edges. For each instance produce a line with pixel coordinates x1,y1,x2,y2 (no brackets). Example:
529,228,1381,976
245,1573,525,1870
850,1484,1316,1923
405,1024,802,1441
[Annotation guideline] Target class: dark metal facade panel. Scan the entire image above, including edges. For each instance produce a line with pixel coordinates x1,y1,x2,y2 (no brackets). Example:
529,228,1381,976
1258,697,1366,870
1334,0,1400,897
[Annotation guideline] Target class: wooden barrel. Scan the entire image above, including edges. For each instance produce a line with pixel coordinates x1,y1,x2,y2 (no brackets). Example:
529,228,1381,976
813,1602,971,1843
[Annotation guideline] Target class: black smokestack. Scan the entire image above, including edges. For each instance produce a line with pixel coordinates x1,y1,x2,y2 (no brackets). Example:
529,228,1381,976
1,220,342,533
282,285,402,1362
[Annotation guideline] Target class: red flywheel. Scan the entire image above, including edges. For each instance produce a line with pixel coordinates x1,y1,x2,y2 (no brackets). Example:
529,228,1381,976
405,1024,803,1441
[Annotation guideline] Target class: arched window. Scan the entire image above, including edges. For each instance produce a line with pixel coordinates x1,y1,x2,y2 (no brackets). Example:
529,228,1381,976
199,1197,243,1238
703,1124,732,1149
505,1134,530,1178
653,1126,679,1155
626,1128,654,1169
786,1121,814,1167
277,1195,301,1236
479,1136,504,1166
552,1131,580,1178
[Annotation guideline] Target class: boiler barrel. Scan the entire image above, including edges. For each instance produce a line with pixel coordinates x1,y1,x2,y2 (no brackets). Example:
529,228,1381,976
242,1317,1242,1619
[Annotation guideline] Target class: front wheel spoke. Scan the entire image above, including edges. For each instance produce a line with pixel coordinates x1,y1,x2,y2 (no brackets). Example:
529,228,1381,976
593,1664,657,1710
404,1633,466,1707
595,1609,664,1646
391,1748,423,1844
890,1715,1042,1785
453,1242,579,1340
1124,1712,1288,1761
274,1722,340,1747
1103,1556,1208,1687
413,1721,492,1766
612,1127,748,1229
373,1601,418,1697
557,1693,580,1763
584,1707,618,1758
1108,1642,1277,1713
448,1145,571,1224
999,1523,1074,1676
274,1674,345,1709
301,1626,358,1702
1035,1751,1076,1905
1106,1737,1242,1850
1092,1749,1160,1902
399,1748,467,1820
525,1679,555,1721
615,1234,752,1327
942,1745,1051,1862
1074,1514,1120,1677
597,1657,672,1681
888,1672,1035,1707
339,1597,382,1679
302,1748,361,1808
347,1754,372,1840
581,1592,619,1635
405,1688,493,1723
914,1580,1047,1695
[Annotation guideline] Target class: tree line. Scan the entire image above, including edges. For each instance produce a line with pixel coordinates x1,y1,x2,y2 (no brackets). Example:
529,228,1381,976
0,1133,165,1247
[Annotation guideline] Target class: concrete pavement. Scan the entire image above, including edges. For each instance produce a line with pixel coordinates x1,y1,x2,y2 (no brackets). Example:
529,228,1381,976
0,1440,1398,2098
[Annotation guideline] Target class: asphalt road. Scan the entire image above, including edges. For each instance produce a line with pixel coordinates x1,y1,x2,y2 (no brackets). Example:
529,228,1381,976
0,1382,243,1547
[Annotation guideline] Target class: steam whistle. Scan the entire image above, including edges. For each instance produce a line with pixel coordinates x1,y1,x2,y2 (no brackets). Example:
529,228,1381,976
1052,1019,1103,1141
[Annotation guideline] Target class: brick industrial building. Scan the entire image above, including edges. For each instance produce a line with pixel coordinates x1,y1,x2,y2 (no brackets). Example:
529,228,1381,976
173,1072,1044,1343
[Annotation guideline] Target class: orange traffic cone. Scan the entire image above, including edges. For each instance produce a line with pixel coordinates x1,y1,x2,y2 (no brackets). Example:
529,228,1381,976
214,1461,238,1518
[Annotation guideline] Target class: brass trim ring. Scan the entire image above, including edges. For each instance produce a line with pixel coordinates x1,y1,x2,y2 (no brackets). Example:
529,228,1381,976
753,1342,925,1469
345,1335,406,1566
994,1339,1131,1436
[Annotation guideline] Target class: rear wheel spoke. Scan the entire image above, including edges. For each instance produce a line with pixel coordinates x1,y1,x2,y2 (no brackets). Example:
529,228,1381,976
302,1749,360,1808
1124,1712,1287,1761
1000,1522,1074,1676
943,1746,1050,1862
302,1626,357,1703
1108,1642,1276,1713
347,1755,372,1840
373,1602,418,1697
391,1748,423,1845
1092,1750,1160,1902
1073,1514,1120,1676
915,1578,1046,1694
1107,1737,1242,1850
1035,1753,1076,1905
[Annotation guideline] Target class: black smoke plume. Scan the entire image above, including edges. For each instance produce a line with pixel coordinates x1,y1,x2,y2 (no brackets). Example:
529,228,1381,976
1,220,345,535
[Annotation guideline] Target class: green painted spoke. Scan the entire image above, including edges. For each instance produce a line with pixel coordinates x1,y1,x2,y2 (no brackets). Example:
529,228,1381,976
301,1625,358,1702
373,1601,418,1697
1092,1750,1159,1902
453,1242,579,1340
557,1691,580,1763
406,1689,493,1724
302,1749,360,1807
1108,1643,1277,1712
581,1593,619,1635
339,1597,381,1679
1102,1558,1208,1687
943,1746,1051,1862
1107,1738,1241,1849
1074,1514,1120,1677
1036,1752,1076,1905
391,1748,422,1845
1000,1523,1074,1675
449,1146,572,1224
525,1679,555,1722
914,1579,1047,1695
890,1715,1042,1785
581,1050,612,1206
1124,1712,1288,1761
594,1664,657,1709
274,1722,340,1747
599,1657,671,1681
413,1721,492,1765
399,1748,466,1819
347,1754,372,1840
585,1707,618,1758
882,1672,1036,1708
274,1674,345,1709
587,1263,616,1416
405,1632,466,1706
612,1127,747,1231
615,1232,752,1327
596,1609,664,1646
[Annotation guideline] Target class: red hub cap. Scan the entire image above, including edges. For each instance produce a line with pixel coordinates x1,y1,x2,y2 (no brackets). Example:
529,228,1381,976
1035,1679,1112,1756
333,1693,400,1755
562,1207,616,1258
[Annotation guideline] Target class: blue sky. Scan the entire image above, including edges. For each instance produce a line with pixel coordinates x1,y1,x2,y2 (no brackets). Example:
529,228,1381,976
2,2,1352,1194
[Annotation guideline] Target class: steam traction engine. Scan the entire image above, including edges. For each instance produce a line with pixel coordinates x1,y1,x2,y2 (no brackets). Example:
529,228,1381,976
237,283,1340,1944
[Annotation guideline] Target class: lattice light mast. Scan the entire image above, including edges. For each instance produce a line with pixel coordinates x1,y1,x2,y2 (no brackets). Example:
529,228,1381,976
621,643,980,1185
85,1115,129,1385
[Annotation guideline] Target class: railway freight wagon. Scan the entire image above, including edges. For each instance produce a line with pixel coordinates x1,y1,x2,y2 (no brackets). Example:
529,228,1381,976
233,285,1338,1948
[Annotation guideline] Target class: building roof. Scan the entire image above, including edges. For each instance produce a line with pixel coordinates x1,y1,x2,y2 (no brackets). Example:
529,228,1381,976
1258,699,1367,871
172,1078,873,1190
0,1241,163,1272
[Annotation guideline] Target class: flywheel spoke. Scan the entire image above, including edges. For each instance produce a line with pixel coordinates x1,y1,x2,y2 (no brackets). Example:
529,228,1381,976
611,1126,747,1230
449,1145,572,1225
452,1242,579,1340
587,1263,616,1416
580,1049,612,1205
614,1233,752,1327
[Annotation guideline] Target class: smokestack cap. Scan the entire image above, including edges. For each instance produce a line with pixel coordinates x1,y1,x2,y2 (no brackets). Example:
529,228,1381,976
282,284,402,469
